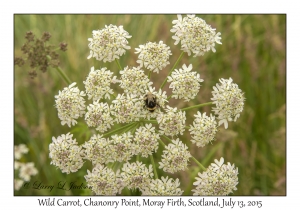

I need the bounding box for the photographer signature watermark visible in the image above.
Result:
[22,181,92,192]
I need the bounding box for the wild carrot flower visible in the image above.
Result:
[18,162,38,182]
[54,82,86,127]
[83,66,115,101]
[111,94,143,123]
[14,179,24,191]
[159,138,191,173]
[85,101,114,133]
[14,144,38,191]
[142,176,183,195]
[132,123,160,157]
[211,78,245,129]
[119,66,153,95]
[49,133,84,174]
[85,164,123,195]
[109,132,134,162]
[167,64,203,101]
[135,41,172,73]
[157,106,186,136]
[120,161,153,191]
[189,111,218,147]
[14,144,29,160]
[87,24,131,62]
[82,134,113,165]
[171,14,222,57]
[192,157,238,195]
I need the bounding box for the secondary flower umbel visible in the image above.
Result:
[54,82,86,127]
[85,164,123,195]
[159,138,191,173]
[171,14,222,57]
[49,133,84,174]
[14,144,29,160]
[142,176,183,195]
[189,111,218,147]
[119,66,153,95]
[83,66,115,101]
[135,41,172,73]
[85,101,114,133]
[167,63,203,102]
[120,161,154,191]
[192,157,239,195]
[82,134,113,165]
[157,106,186,136]
[14,144,38,191]
[132,123,160,158]
[87,24,131,62]
[211,77,245,129]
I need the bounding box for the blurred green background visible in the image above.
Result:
[14,14,286,196]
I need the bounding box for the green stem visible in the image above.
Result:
[123,122,139,134]
[55,66,72,85]
[115,59,122,71]
[111,93,117,99]
[47,56,71,84]
[167,95,173,100]
[181,102,213,111]
[150,155,158,179]
[102,122,136,138]
[191,156,206,171]
[141,120,158,124]
[158,138,166,147]
[109,162,116,170]
[148,70,152,79]
[113,162,122,171]
[162,135,173,143]
[160,51,184,89]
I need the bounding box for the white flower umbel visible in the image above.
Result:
[192,157,239,195]
[82,134,113,165]
[111,93,143,123]
[14,144,29,160]
[19,162,38,182]
[83,66,115,101]
[87,24,131,62]
[211,78,245,129]
[189,112,218,147]
[135,41,172,73]
[159,138,191,173]
[55,82,86,127]
[14,161,23,170]
[167,64,203,101]
[14,179,24,191]
[85,164,123,195]
[157,106,186,136]
[110,132,134,162]
[49,133,84,174]
[171,15,222,57]
[119,66,153,95]
[120,161,153,191]
[85,101,114,133]
[142,176,183,195]
[132,124,160,158]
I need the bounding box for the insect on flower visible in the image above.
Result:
[144,92,160,112]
